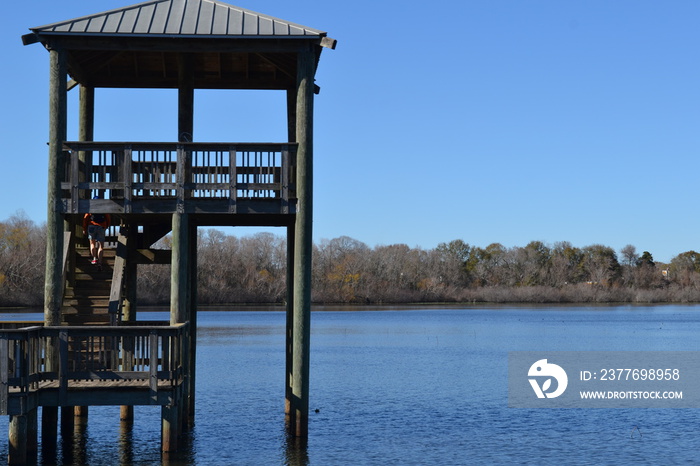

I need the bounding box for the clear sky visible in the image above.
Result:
[2,1,699,263]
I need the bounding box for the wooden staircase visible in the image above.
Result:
[62,247,117,325]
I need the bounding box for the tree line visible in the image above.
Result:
[2,212,700,307]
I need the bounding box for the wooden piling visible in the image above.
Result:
[186,222,198,429]
[41,407,58,456]
[74,406,88,423]
[120,406,134,422]
[161,404,180,452]
[45,47,67,328]
[170,213,189,326]
[61,406,75,439]
[285,224,295,415]
[26,408,37,454]
[8,415,27,465]
[39,48,65,463]
[289,44,315,438]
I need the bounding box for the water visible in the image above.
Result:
[1,304,699,464]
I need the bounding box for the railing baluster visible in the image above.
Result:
[64,142,295,212]
[0,336,8,415]
[58,331,68,405]
[149,331,158,404]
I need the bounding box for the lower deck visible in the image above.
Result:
[0,322,189,416]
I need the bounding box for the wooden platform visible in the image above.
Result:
[0,323,188,415]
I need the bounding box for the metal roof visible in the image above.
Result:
[29,0,327,39]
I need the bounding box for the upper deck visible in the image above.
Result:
[61,141,297,218]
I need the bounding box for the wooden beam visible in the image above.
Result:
[42,36,314,54]
[134,249,172,264]
[320,37,337,50]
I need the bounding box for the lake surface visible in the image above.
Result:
[1,304,699,464]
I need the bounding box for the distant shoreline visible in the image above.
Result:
[3,301,699,316]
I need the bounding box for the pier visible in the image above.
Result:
[16,0,335,463]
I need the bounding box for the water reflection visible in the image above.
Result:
[283,434,309,466]
[118,418,134,465]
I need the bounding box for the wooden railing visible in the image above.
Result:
[0,322,188,414]
[61,142,297,215]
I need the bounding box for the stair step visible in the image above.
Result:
[74,268,114,276]
[63,315,112,324]
[64,247,120,325]
[66,280,112,295]
[63,306,109,314]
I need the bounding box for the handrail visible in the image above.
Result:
[60,141,297,215]
[108,229,128,325]
[61,230,72,306]
[0,322,189,414]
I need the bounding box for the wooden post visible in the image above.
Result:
[121,224,138,423]
[170,217,189,325]
[74,406,88,423]
[289,44,315,438]
[45,47,67,328]
[186,222,197,429]
[161,404,180,452]
[123,224,139,322]
[41,407,58,457]
[166,211,188,453]
[161,50,195,453]
[60,406,74,440]
[8,414,27,465]
[78,85,94,204]
[41,49,66,457]
[178,53,194,143]
[285,88,297,417]
[120,406,134,422]
[285,224,295,415]
[26,408,37,454]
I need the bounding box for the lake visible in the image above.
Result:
[1,304,699,464]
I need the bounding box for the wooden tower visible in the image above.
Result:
[13,0,335,462]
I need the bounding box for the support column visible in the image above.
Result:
[74,406,88,424]
[178,53,194,143]
[161,404,180,452]
[60,406,74,440]
[123,224,139,322]
[42,50,66,459]
[285,88,297,417]
[78,85,94,202]
[161,50,195,454]
[170,213,189,326]
[186,222,198,428]
[285,224,295,415]
[8,414,27,465]
[289,44,315,438]
[41,407,58,457]
[121,224,138,423]
[45,47,67,328]
[26,408,37,454]
[165,212,188,453]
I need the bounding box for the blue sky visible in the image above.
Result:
[2,1,699,263]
